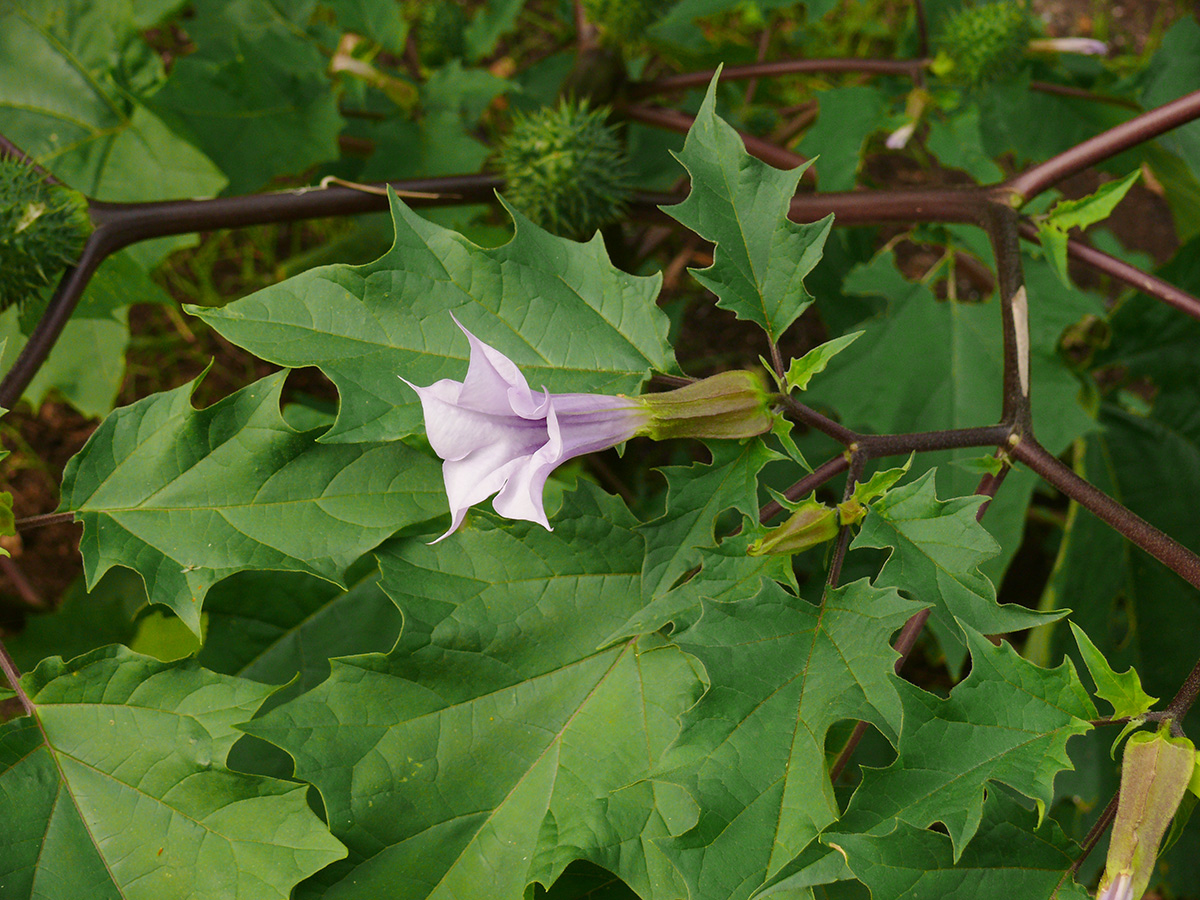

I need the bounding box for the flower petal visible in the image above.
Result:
[452,313,547,418]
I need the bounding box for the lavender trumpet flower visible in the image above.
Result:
[404,317,773,540]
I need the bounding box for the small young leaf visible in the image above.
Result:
[1038,170,1141,285]
[1070,621,1158,720]
[1048,170,1142,233]
[663,71,834,344]
[783,331,864,393]
[768,412,810,470]
[839,456,913,524]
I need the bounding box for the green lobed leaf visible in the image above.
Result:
[638,438,779,598]
[663,73,834,344]
[59,369,446,635]
[652,577,922,899]
[604,532,795,646]
[831,790,1089,899]
[3,570,146,672]
[197,567,400,690]
[829,628,1095,859]
[147,0,343,194]
[0,645,345,899]
[1139,19,1200,190]
[853,471,1065,671]
[1069,622,1157,721]
[244,484,704,900]
[193,191,674,443]
[798,86,888,192]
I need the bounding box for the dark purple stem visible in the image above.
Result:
[1018,221,1200,322]
[0,174,501,409]
[1006,89,1200,202]
[984,203,1033,432]
[0,638,33,717]
[759,454,851,524]
[0,135,61,184]
[825,452,864,590]
[628,58,927,99]
[1012,438,1200,590]
[1165,656,1200,720]
[14,512,76,532]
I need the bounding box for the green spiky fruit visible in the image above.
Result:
[935,1,1035,87]
[0,159,92,312]
[416,1,467,67]
[581,0,662,45]
[497,101,633,240]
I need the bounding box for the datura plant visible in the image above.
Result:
[3,10,1200,900]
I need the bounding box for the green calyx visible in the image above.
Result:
[749,496,839,557]
[1098,724,1199,900]
[497,100,633,240]
[751,458,913,558]
[934,1,1035,87]
[0,159,92,312]
[637,370,775,442]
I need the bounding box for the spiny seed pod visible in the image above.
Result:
[935,1,1035,87]
[416,1,466,67]
[581,0,662,45]
[497,101,633,240]
[0,159,92,312]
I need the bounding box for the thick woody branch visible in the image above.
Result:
[0,174,500,410]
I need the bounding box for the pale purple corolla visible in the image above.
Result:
[1027,37,1108,56]
[403,316,773,540]
[885,122,917,150]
